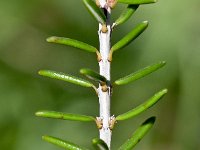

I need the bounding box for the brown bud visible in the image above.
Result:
[101,84,108,92]
[108,49,113,62]
[95,117,103,129]
[96,0,100,7]
[107,0,117,9]
[101,24,108,33]
[109,116,116,130]
[96,50,102,62]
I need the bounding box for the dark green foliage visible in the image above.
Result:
[80,68,108,84]
[36,111,95,122]
[118,0,157,4]
[116,89,167,121]
[114,5,139,27]
[38,70,95,89]
[111,21,148,53]
[114,61,166,85]
[92,138,109,150]
[47,36,98,53]
[118,117,156,150]
[42,135,88,150]
[83,0,106,24]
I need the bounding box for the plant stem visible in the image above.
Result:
[98,0,107,8]
[98,6,112,149]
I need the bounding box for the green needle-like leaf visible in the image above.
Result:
[92,138,109,150]
[38,70,95,88]
[35,111,95,122]
[47,36,97,53]
[114,61,166,85]
[111,21,148,52]
[118,0,157,4]
[118,117,156,150]
[42,135,88,150]
[114,5,139,27]
[116,89,167,121]
[83,0,106,24]
[80,68,107,84]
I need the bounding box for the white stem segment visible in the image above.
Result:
[99,0,107,8]
[98,18,112,148]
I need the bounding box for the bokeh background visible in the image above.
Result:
[0,0,200,150]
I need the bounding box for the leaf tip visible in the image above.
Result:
[161,60,166,65]
[46,36,56,43]
[142,20,149,26]
[162,88,168,94]
[38,70,45,76]
[157,88,168,99]
[92,138,99,144]
[35,111,43,117]
[42,135,50,141]
[92,138,109,150]
[79,68,85,74]
[144,116,156,125]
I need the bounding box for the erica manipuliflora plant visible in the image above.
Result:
[35,0,167,149]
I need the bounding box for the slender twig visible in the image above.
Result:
[98,3,112,149]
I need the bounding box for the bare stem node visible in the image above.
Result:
[96,50,102,62]
[108,49,113,62]
[102,24,108,33]
[101,84,109,92]
[107,0,118,9]
[96,117,103,129]
[109,116,117,130]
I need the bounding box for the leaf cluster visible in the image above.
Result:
[36,0,167,149]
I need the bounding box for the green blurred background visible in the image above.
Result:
[0,0,200,150]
